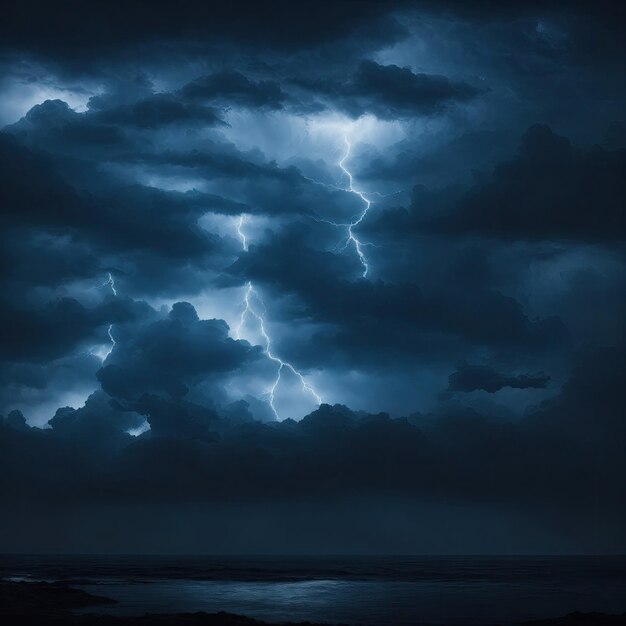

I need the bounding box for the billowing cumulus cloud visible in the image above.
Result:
[98,302,258,401]
[0,0,624,553]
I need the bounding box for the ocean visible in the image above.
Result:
[1,555,625,625]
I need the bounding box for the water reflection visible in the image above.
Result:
[79,575,626,625]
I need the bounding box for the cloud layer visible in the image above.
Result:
[0,0,624,552]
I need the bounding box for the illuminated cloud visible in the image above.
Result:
[0,0,624,552]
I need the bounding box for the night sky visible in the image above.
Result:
[1,0,624,554]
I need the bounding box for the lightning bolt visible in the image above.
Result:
[338,136,372,278]
[337,136,372,278]
[308,136,375,278]
[93,272,117,361]
[236,214,248,252]
[101,272,117,296]
[234,215,321,420]
[100,324,116,361]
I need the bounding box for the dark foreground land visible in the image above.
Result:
[1,580,625,626]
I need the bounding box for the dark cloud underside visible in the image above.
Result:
[0,0,624,553]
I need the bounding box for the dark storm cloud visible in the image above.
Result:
[0,352,103,420]
[133,395,223,440]
[422,125,626,241]
[2,409,29,432]
[7,100,131,155]
[92,94,225,129]
[98,302,259,401]
[359,129,509,187]
[124,146,362,219]
[127,148,283,180]
[3,1,621,74]
[0,296,152,363]
[0,0,624,554]
[2,230,101,288]
[1,93,287,420]
[0,132,225,259]
[48,391,145,450]
[293,60,482,119]
[0,1,406,65]
[1,347,624,551]
[4,101,250,214]
[368,126,626,244]
[229,225,569,369]
[448,363,550,393]
[4,99,361,224]
[180,71,287,110]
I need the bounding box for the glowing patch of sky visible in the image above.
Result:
[18,384,99,428]
[126,419,151,437]
[220,110,405,166]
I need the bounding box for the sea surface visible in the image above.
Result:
[1,555,625,625]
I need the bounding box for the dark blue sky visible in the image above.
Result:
[0,0,624,554]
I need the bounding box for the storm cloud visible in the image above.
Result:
[447,364,550,393]
[292,60,482,119]
[0,0,624,553]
